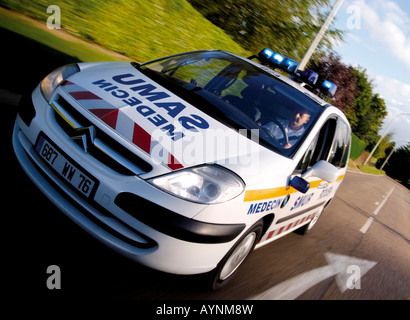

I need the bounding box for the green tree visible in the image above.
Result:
[308,53,358,113]
[307,54,389,153]
[345,68,387,146]
[346,67,373,134]
[187,0,343,60]
[373,132,394,159]
[364,94,388,148]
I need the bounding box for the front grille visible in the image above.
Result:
[20,140,156,250]
[52,95,152,176]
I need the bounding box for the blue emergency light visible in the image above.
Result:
[256,49,337,98]
[257,48,299,73]
[320,80,338,98]
[298,69,319,86]
[258,48,275,65]
[271,53,284,64]
[280,57,299,73]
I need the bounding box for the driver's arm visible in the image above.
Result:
[262,121,291,149]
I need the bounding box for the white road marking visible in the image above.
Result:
[360,217,374,234]
[373,187,394,216]
[248,252,377,300]
[360,187,395,234]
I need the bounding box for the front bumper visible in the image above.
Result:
[12,86,244,275]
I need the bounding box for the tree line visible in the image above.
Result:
[308,54,388,157]
[188,0,390,156]
[381,144,410,189]
[187,0,342,61]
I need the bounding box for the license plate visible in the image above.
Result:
[35,134,98,198]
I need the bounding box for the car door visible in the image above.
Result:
[257,115,350,244]
[289,115,350,219]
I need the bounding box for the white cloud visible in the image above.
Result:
[352,0,410,70]
[390,98,403,106]
[381,1,410,31]
[373,75,410,145]
[374,75,410,107]
[347,32,362,43]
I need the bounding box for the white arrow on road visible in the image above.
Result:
[248,252,377,300]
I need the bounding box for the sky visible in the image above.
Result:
[331,0,410,148]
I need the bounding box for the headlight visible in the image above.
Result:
[149,165,245,204]
[40,64,80,101]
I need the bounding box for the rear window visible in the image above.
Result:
[328,120,351,168]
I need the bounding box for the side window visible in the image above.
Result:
[296,134,318,172]
[328,120,351,168]
[296,117,337,172]
[296,116,351,173]
[310,117,337,165]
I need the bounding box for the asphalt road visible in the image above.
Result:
[2,25,409,302]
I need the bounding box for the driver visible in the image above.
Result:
[263,108,311,149]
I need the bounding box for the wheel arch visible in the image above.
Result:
[260,213,275,240]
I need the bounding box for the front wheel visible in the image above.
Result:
[208,221,263,291]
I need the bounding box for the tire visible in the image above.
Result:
[295,206,324,235]
[208,221,263,291]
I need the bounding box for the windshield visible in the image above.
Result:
[139,51,323,158]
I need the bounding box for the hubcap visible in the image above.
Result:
[219,232,256,281]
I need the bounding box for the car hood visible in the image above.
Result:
[62,62,291,183]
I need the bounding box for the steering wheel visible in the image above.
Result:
[262,118,289,148]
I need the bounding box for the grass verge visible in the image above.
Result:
[0,8,128,62]
[348,159,385,175]
[357,165,385,175]
[1,0,249,62]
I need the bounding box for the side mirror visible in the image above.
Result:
[290,161,339,194]
[302,160,339,183]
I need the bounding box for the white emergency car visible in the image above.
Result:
[13,49,350,290]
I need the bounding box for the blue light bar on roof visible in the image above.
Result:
[271,53,284,64]
[280,57,299,73]
[257,48,299,73]
[258,48,275,64]
[323,80,332,88]
[320,80,338,98]
[298,69,319,86]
